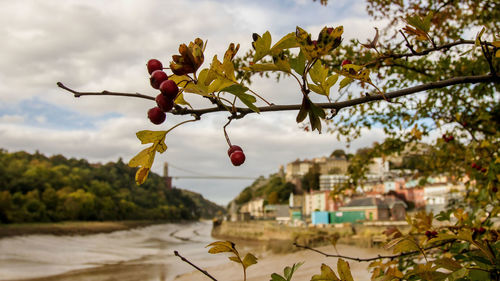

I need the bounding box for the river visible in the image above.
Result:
[0,221,224,281]
[0,222,383,281]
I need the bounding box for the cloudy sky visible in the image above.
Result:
[0,0,388,205]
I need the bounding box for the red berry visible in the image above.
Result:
[147,107,166,125]
[312,40,318,47]
[156,93,174,112]
[481,168,487,173]
[227,145,243,157]
[478,227,486,235]
[150,70,168,89]
[147,59,163,74]
[341,59,352,66]
[492,186,498,193]
[447,135,454,142]
[159,80,179,100]
[230,151,245,166]
[327,27,334,34]
[471,163,477,169]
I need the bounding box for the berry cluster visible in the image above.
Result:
[442,134,454,142]
[471,162,487,173]
[425,230,438,239]
[228,145,245,166]
[146,59,179,125]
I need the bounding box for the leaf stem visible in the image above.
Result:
[174,250,218,281]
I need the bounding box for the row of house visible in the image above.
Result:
[231,152,465,225]
[234,176,465,225]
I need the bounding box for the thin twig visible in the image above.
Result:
[293,239,455,262]
[174,250,218,281]
[223,118,233,147]
[57,82,155,100]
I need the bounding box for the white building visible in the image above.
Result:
[424,183,464,213]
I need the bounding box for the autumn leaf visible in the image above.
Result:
[206,241,238,255]
[129,130,168,185]
[242,253,258,269]
[337,259,353,281]
[311,263,340,281]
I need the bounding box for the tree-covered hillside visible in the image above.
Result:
[0,149,224,223]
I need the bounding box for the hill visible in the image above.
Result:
[0,149,225,223]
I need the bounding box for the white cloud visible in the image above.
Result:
[0,0,393,205]
[0,114,25,124]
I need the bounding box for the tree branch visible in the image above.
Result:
[58,74,499,117]
[57,82,155,101]
[365,39,494,68]
[174,250,218,281]
[293,239,455,262]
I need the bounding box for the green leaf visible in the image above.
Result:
[339,77,353,90]
[434,258,461,271]
[253,31,272,62]
[447,268,468,281]
[221,84,260,113]
[290,50,306,75]
[309,60,328,85]
[284,262,303,281]
[229,256,241,264]
[308,83,325,95]
[271,32,299,53]
[311,263,340,281]
[337,259,353,281]
[270,273,287,281]
[242,253,258,269]
[428,233,456,244]
[296,98,309,123]
[325,74,339,89]
[422,12,434,32]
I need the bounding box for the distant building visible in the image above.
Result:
[339,195,407,221]
[264,204,290,223]
[304,190,339,215]
[367,158,390,177]
[424,183,464,213]
[319,174,349,190]
[240,198,264,218]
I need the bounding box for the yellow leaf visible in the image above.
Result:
[135,167,150,185]
[206,241,237,255]
[174,93,191,107]
[475,27,486,46]
[270,32,299,53]
[410,125,423,140]
[311,263,340,281]
[242,253,258,269]
[128,147,155,168]
[136,130,168,145]
[228,256,241,264]
[337,259,353,281]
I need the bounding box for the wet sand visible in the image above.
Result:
[174,243,387,281]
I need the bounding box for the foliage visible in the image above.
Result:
[0,149,224,223]
[207,240,258,281]
[234,174,295,206]
[59,0,500,279]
